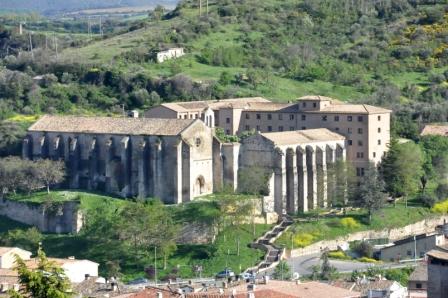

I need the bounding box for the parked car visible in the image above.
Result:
[127,278,149,285]
[239,272,255,281]
[216,269,235,279]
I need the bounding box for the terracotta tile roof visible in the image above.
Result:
[0,247,31,256]
[25,257,98,269]
[427,249,448,260]
[420,124,448,136]
[160,97,270,112]
[409,264,428,282]
[298,95,341,102]
[244,102,297,112]
[0,269,18,277]
[353,280,400,295]
[29,115,197,136]
[260,128,345,146]
[306,104,391,114]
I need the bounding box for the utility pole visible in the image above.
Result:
[154,246,157,285]
[28,33,34,60]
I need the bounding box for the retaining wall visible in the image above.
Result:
[290,215,448,257]
[0,198,83,233]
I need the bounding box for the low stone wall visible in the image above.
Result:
[289,215,448,258]
[0,198,83,234]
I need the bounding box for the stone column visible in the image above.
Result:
[22,136,32,159]
[120,137,131,197]
[79,136,91,189]
[316,145,327,208]
[297,146,308,213]
[182,141,191,203]
[104,138,115,193]
[88,138,98,190]
[173,139,183,204]
[326,144,337,207]
[336,143,348,205]
[306,145,317,210]
[274,148,286,215]
[32,134,45,159]
[286,148,298,214]
[69,137,79,189]
[134,138,147,199]
[149,137,163,200]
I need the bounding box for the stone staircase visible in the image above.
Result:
[247,216,294,273]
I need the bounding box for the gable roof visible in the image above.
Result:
[25,257,99,269]
[421,124,448,137]
[0,247,32,256]
[29,115,197,136]
[409,264,428,282]
[259,129,345,146]
[159,97,270,112]
[305,104,391,114]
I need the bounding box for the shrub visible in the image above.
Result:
[293,233,314,248]
[358,257,380,263]
[432,200,448,214]
[328,250,351,260]
[352,241,373,258]
[436,183,448,201]
[340,217,361,229]
[417,193,437,208]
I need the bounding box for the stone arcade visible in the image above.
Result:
[23,115,214,204]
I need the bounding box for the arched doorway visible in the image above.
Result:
[194,176,205,197]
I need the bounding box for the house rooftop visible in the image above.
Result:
[160,97,270,112]
[409,264,428,282]
[421,124,448,137]
[29,115,198,136]
[305,104,392,114]
[260,128,345,146]
[427,249,448,260]
[0,247,31,256]
[25,257,99,269]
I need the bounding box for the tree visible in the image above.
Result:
[0,121,26,157]
[352,241,373,258]
[273,261,291,280]
[35,159,65,194]
[356,163,387,224]
[0,228,43,252]
[380,140,424,206]
[237,166,271,196]
[320,248,338,280]
[8,248,71,298]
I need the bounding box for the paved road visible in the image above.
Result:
[257,253,418,278]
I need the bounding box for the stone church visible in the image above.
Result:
[24,96,390,216]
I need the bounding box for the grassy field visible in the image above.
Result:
[276,199,434,249]
[3,190,271,280]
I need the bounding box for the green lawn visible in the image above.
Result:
[276,200,434,249]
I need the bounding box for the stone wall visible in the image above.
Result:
[289,215,448,258]
[0,198,83,234]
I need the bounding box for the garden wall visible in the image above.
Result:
[0,198,83,234]
[289,215,448,258]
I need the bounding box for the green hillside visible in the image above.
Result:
[0,0,447,140]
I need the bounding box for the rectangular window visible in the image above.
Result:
[256,125,260,131]
[290,127,295,131]
[348,128,352,134]
[378,127,381,133]
[335,127,340,132]
[290,114,295,120]
[358,140,363,146]
[301,115,306,121]
[334,116,340,122]
[348,116,353,122]
[245,125,250,131]
[358,116,363,122]
[378,115,381,121]
[358,128,363,134]
[245,114,250,120]
[256,114,261,120]
[302,126,306,130]
[278,114,283,120]
[416,283,422,289]
[356,152,364,158]
[226,129,230,135]
[373,152,377,158]
[302,102,307,107]
[378,140,382,145]
[279,126,284,132]
[407,250,412,256]
[226,117,230,124]
[313,103,317,108]
[348,140,353,146]
[267,114,272,120]
[268,126,273,132]
[322,115,327,121]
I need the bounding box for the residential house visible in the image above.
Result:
[408,263,428,298]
